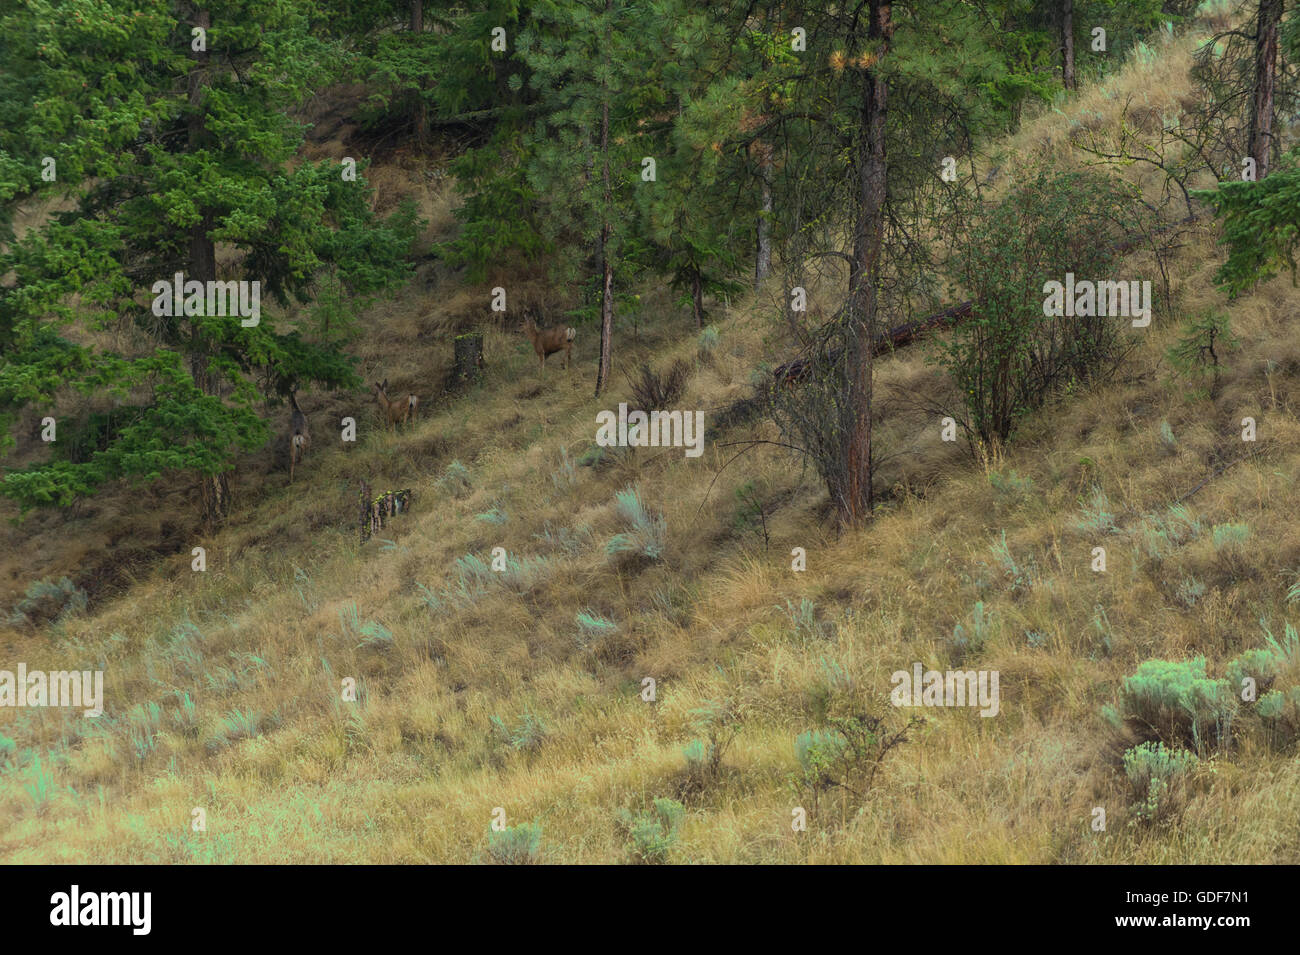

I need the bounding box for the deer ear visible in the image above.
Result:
[381,378,388,390]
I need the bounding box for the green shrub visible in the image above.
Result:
[932,168,1147,444]
[679,700,740,796]
[617,798,685,864]
[206,709,266,752]
[1117,657,1235,752]
[1123,741,1198,826]
[486,822,542,864]
[791,712,919,817]
[489,710,548,754]
[951,600,994,661]
[575,609,618,649]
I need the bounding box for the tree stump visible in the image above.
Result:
[450,332,485,389]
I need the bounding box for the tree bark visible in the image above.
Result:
[1248,0,1282,179]
[451,331,485,388]
[594,0,614,398]
[756,146,773,291]
[187,8,228,529]
[691,266,704,329]
[411,1,428,147]
[1061,0,1075,90]
[841,0,892,527]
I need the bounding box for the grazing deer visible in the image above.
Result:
[288,389,310,484]
[373,378,418,431]
[523,317,576,374]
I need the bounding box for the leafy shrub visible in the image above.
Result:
[1123,741,1198,826]
[356,619,394,651]
[617,798,685,864]
[605,486,666,565]
[792,712,920,817]
[626,358,691,412]
[486,822,542,865]
[932,168,1147,444]
[1117,657,1235,753]
[5,576,88,628]
[490,710,548,754]
[24,754,55,815]
[1158,419,1177,451]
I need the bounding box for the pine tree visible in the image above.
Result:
[0,1,416,525]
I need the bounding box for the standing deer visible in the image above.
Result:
[288,389,310,484]
[523,317,576,375]
[373,379,419,431]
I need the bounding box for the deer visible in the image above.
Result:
[523,317,576,375]
[372,378,419,431]
[288,389,310,484]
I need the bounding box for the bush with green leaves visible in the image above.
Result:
[605,486,666,565]
[575,609,619,649]
[617,798,685,864]
[1117,657,1235,753]
[486,822,542,865]
[490,710,549,754]
[4,576,88,628]
[932,168,1149,445]
[791,711,919,818]
[697,325,720,362]
[1123,741,1198,826]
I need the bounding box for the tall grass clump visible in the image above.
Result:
[606,486,666,565]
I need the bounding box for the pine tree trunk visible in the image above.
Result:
[756,148,773,291]
[451,331,485,387]
[841,0,892,528]
[692,267,704,329]
[1061,0,1075,90]
[188,8,228,530]
[594,1,614,398]
[411,1,428,148]
[1248,0,1282,179]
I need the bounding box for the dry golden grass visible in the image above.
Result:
[4,15,1300,863]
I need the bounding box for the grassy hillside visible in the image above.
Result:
[3,21,1300,864]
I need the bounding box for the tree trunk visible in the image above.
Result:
[594,0,614,398]
[451,331,485,388]
[411,1,428,148]
[187,8,228,529]
[1061,0,1075,91]
[756,146,773,291]
[691,266,704,329]
[1248,0,1282,179]
[841,0,892,527]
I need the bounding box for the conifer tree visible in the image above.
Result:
[0,1,416,525]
